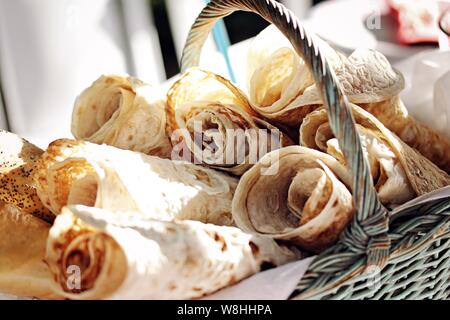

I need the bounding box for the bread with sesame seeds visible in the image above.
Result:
[0,130,54,223]
[0,131,61,298]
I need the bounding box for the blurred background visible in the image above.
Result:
[0,0,448,147]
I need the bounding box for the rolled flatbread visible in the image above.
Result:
[246,26,404,126]
[71,75,172,158]
[0,202,59,299]
[232,146,355,253]
[45,205,300,300]
[166,68,293,176]
[0,130,54,222]
[300,104,450,204]
[361,96,450,174]
[34,139,238,226]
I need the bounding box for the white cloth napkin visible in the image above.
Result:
[202,257,316,300]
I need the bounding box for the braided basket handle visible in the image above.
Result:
[181,0,390,267]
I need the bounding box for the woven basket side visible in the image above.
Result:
[294,199,450,299]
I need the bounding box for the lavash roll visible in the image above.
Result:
[34,139,238,226]
[46,205,299,300]
[360,96,450,174]
[300,104,450,204]
[232,146,355,253]
[71,75,172,158]
[246,26,405,126]
[166,68,293,176]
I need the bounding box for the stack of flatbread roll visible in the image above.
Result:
[1,25,449,300]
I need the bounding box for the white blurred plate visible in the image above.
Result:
[306,0,436,62]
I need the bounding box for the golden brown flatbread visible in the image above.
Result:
[34,139,238,226]
[0,131,59,299]
[361,96,450,174]
[0,130,54,222]
[0,202,59,299]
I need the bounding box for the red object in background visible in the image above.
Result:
[388,0,445,44]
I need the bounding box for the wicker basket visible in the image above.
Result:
[181,0,450,300]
